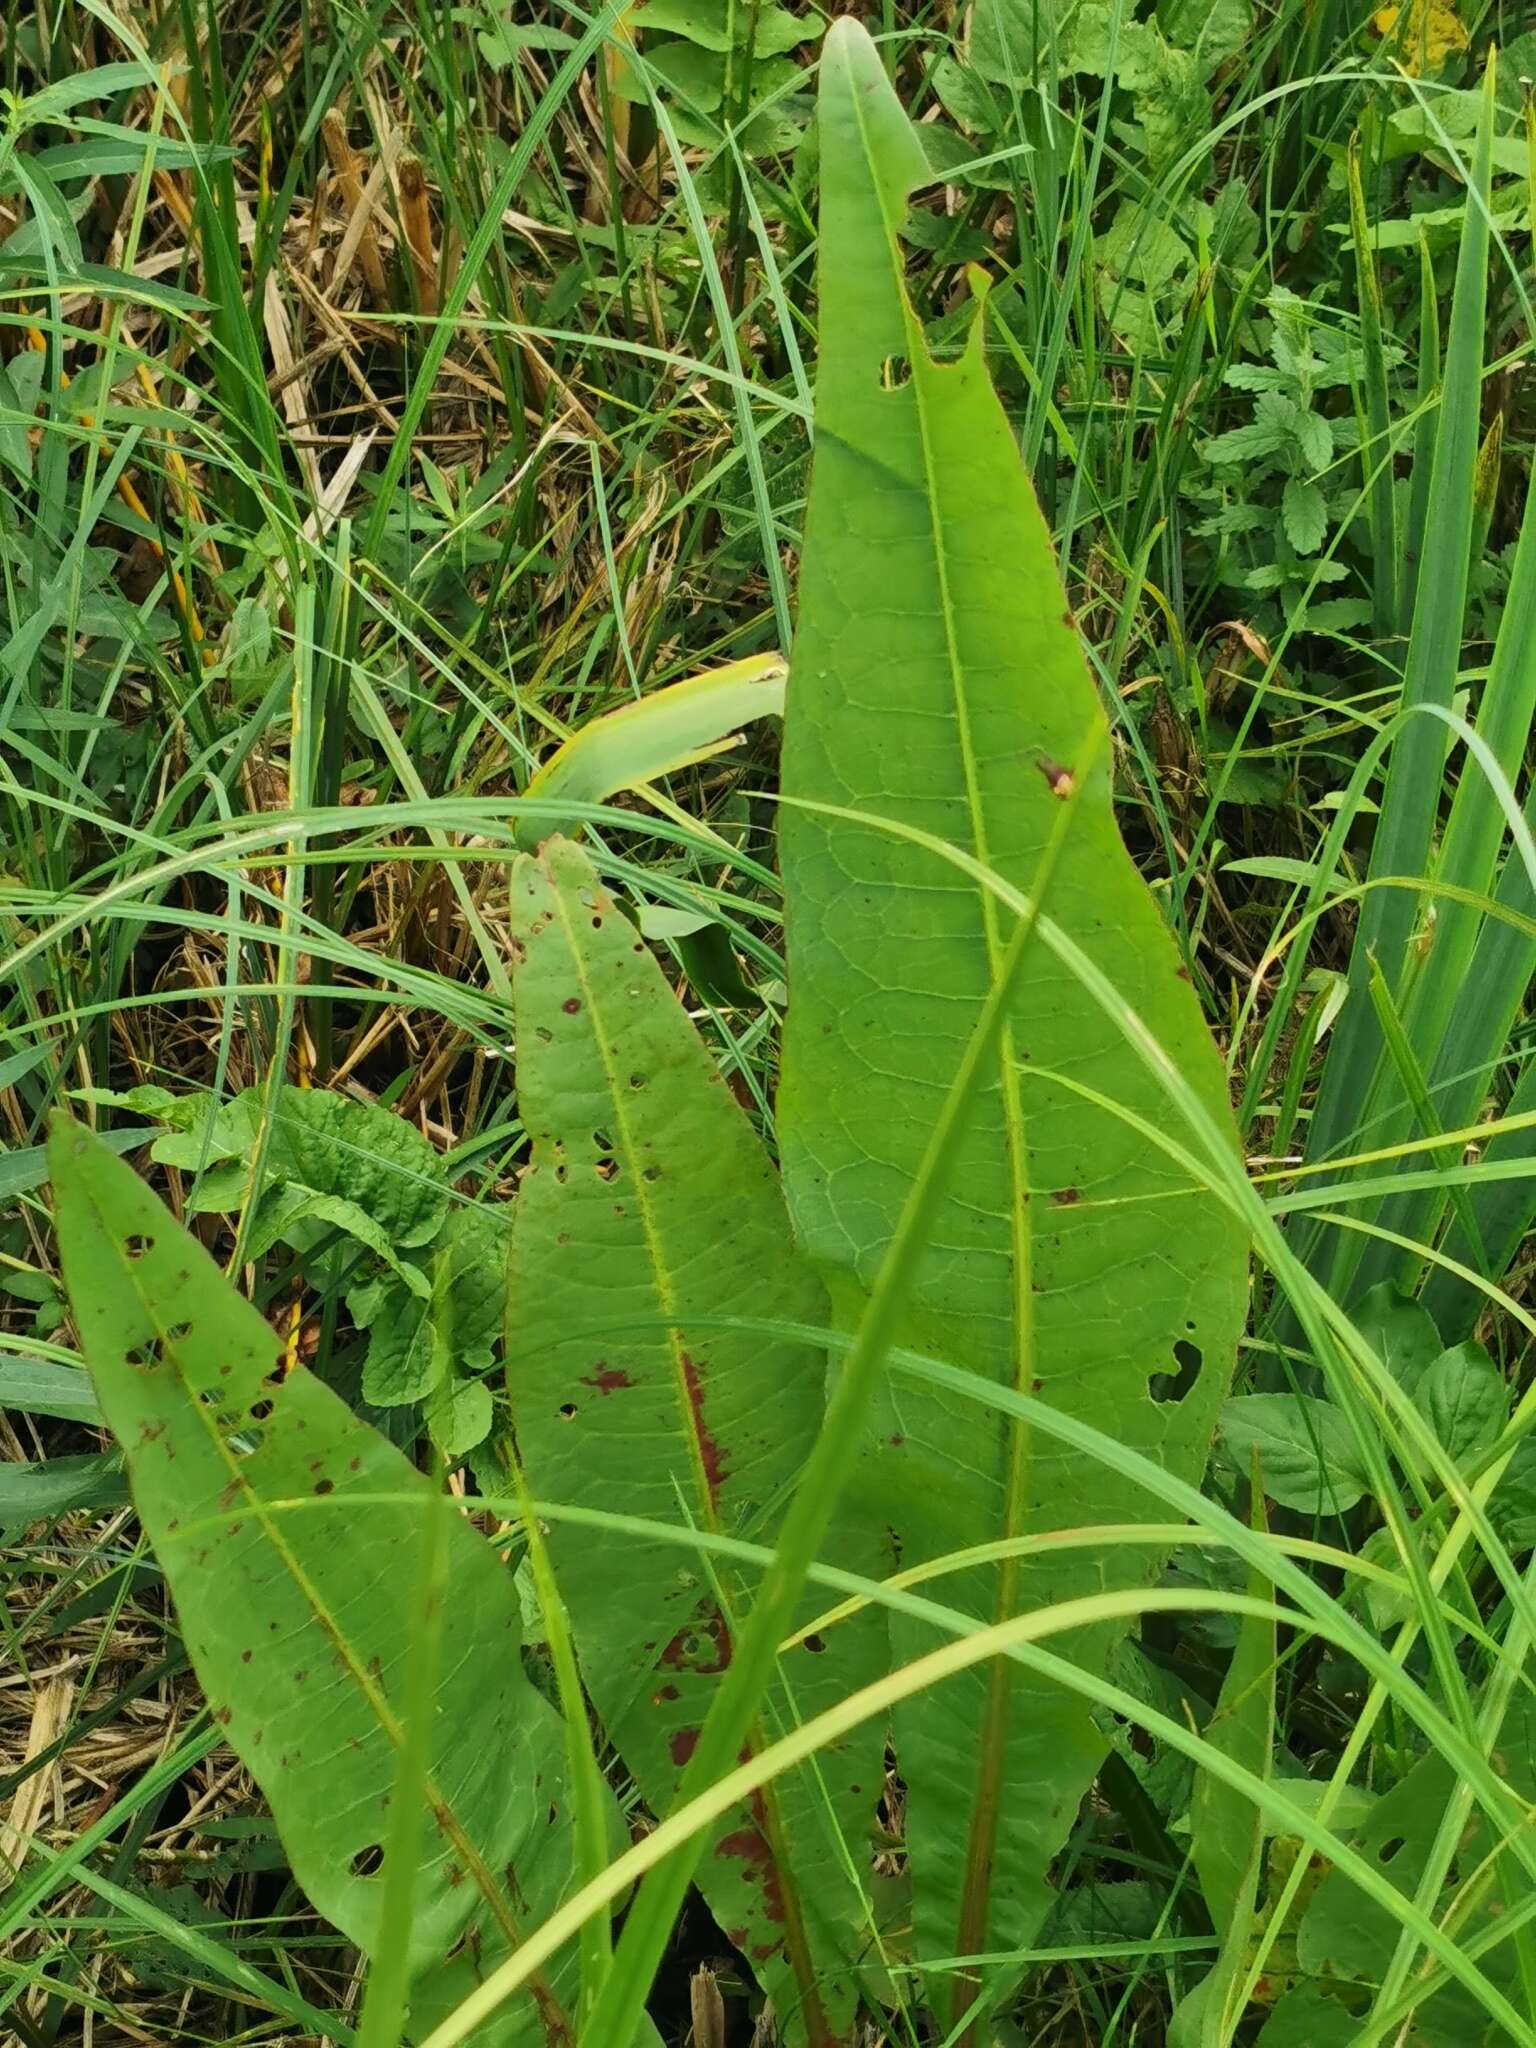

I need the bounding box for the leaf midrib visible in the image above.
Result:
[845,70,1037,1998]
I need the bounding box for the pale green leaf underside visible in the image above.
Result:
[778,16,1248,1988]
[48,1118,579,2046]
[504,836,882,2033]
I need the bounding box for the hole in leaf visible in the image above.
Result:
[124,1234,154,1259]
[803,1633,827,1654]
[642,1165,662,1184]
[314,1477,335,1495]
[1379,1836,1405,1862]
[595,1159,618,1183]
[554,1164,568,1184]
[630,1074,647,1090]
[1149,1339,1202,1405]
[879,353,914,390]
[167,1321,192,1343]
[249,1399,274,1422]
[124,1341,160,1370]
[593,1129,613,1152]
[559,1403,578,1421]
[350,1843,385,1878]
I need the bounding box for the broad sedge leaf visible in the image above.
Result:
[505,836,884,2036]
[48,1116,585,2045]
[777,17,1248,2012]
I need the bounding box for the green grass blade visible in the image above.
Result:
[1300,58,1495,1270]
[1168,1489,1274,2048]
[1425,1051,1536,1339]
[1348,128,1397,639]
[1354,475,1536,1297]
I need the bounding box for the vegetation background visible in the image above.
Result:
[1,0,1535,2041]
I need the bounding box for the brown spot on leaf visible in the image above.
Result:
[582,1364,634,1393]
[718,1791,789,1932]
[660,1607,732,1677]
[670,1728,699,1768]
[1052,1186,1081,1206]
[680,1352,728,1505]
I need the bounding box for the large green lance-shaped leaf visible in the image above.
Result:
[777,16,1248,2011]
[505,836,883,2039]
[48,1117,581,2046]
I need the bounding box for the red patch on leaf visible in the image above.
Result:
[670,1728,699,1767]
[679,1351,728,1505]
[714,1789,788,1930]
[580,1364,634,1393]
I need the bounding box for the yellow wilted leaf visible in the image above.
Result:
[1371,0,1470,73]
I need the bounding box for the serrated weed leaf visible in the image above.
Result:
[154,1084,448,1248]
